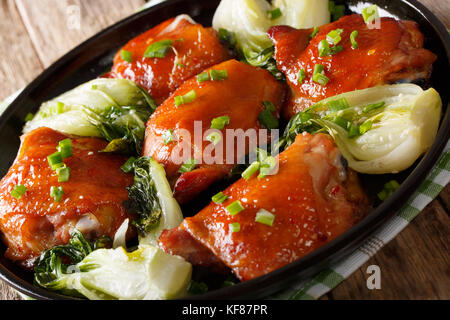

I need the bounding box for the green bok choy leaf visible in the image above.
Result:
[34,231,191,300]
[280,84,442,174]
[125,157,183,246]
[23,78,157,155]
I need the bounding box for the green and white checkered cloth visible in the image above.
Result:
[3,1,449,299]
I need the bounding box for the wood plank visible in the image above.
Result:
[329,200,450,299]
[15,0,146,67]
[0,0,44,101]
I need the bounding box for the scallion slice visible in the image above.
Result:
[143,39,173,58]
[163,129,174,145]
[298,69,306,84]
[206,131,222,145]
[267,8,282,20]
[56,101,65,114]
[210,69,228,81]
[11,184,27,199]
[174,90,197,107]
[318,39,331,57]
[226,200,244,216]
[179,158,197,173]
[362,101,385,113]
[57,138,73,158]
[333,116,351,130]
[258,156,276,179]
[255,209,275,226]
[197,72,210,83]
[326,29,343,45]
[47,151,63,170]
[56,165,70,182]
[229,222,241,233]
[312,72,329,86]
[212,191,228,204]
[120,50,133,63]
[50,186,64,202]
[210,116,230,130]
[359,120,373,135]
[362,5,379,24]
[310,26,319,38]
[350,30,359,49]
[242,161,260,180]
[121,157,136,173]
[377,180,400,201]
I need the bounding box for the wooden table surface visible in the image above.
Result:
[0,0,449,300]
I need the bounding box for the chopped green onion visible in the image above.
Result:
[328,98,350,112]
[362,5,379,24]
[363,101,385,113]
[211,116,230,130]
[50,186,64,202]
[314,64,324,74]
[229,222,241,233]
[242,161,260,180]
[350,30,359,49]
[25,113,34,122]
[259,101,279,129]
[47,151,63,170]
[11,184,27,199]
[326,29,343,45]
[330,45,343,55]
[174,90,197,106]
[121,157,136,173]
[359,120,373,134]
[310,26,319,38]
[333,116,351,130]
[255,209,275,226]
[226,200,244,216]
[91,84,98,90]
[210,69,228,81]
[318,39,331,57]
[143,39,173,58]
[298,69,306,84]
[212,191,228,204]
[176,63,186,68]
[206,131,222,145]
[267,8,282,20]
[120,50,133,63]
[258,156,277,178]
[56,165,70,182]
[197,72,210,83]
[348,124,360,138]
[57,138,73,158]
[163,129,174,145]
[312,72,329,86]
[377,180,400,201]
[179,158,197,173]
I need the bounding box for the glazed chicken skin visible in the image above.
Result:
[142,59,286,203]
[268,14,437,119]
[0,127,134,268]
[107,15,231,104]
[159,133,369,281]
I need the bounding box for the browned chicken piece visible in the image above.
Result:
[159,133,370,281]
[105,15,231,104]
[268,14,437,119]
[142,59,286,203]
[0,127,134,268]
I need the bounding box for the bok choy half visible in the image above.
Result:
[23,78,157,155]
[279,84,442,174]
[212,0,330,79]
[34,230,192,300]
[125,157,183,246]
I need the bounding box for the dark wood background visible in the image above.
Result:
[0,0,448,300]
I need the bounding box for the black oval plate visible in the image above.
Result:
[0,0,449,300]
